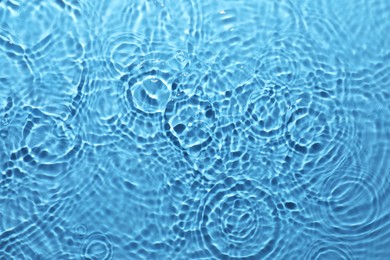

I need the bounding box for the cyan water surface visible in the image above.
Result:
[1,0,390,259]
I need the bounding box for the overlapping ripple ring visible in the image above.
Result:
[81,232,113,260]
[242,78,295,144]
[236,32,315,149]
[105,33,183,141]
[103,32,146,78]
[282,82,359,177]
[163,93,217,167]
[21,108,81,165]
[315,166,385,240]
[198,177,281,259]
[8,0,86,107]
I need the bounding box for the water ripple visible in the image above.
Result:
[310,165,387,241]
[302,240,357,260]
[198,177,281,259]
[1,0,389,259]
[81,232,113,260]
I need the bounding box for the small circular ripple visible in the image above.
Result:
[73,224,88,237]
[81,232,113,260]
[130,76,170,113]
[198,177,281,259]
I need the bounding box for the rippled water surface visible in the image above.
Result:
[1,0,390,259]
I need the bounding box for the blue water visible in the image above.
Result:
[1,0,390,259]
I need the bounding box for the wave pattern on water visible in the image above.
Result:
[1,0,390,259]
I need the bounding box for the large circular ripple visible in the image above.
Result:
[7,107,83,181]
[281,80,359,177]
[198,177,281,259]
[313,166,386,240]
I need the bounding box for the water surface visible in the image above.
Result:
[1,0,390,259]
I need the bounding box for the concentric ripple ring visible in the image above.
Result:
[81,232,113,260]
[198,177,281,259]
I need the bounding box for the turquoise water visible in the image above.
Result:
[1,0,390,259]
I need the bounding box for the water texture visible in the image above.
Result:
[1,0,390,259]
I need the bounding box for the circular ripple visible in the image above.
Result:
[303,240,356,260]
[81,232,113,260]
[282,81,359,177]
[10,107,83,181]
[0,1,75,46]
[199,0,303,54]
[103,33,146,78]
[314,166,385,240]
[101,36,185,144]
[103,32,183,79]
[243,79,294,143]
[164,93,216,158]
[129,76,170,114]
[73,224,88,237]
[256,47,300,87]
[198,177,280,259]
